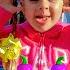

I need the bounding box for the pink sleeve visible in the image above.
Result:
[0,6,12,29]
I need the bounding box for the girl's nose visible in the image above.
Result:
[38,0,49,10]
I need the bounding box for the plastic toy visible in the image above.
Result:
[17,55,32,70]
[51,56,66,70]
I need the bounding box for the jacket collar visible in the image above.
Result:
[20,21,63,41]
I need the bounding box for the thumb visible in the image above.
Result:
[9,60,17,70]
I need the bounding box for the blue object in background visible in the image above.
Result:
[62,12,70,23]
[0,61,4,70]
[0,66,4,70]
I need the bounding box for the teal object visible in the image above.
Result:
[0,68,4,70]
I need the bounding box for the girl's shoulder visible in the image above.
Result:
[60,23,70,38]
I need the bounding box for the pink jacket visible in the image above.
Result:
[0,6,70,70]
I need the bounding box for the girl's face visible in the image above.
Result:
[21,0,63,32]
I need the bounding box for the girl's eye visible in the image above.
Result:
[29,0,56,3]
[48,0,57,3]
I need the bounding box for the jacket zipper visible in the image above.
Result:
[37,33,49,70]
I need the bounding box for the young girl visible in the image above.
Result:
[0,0,70,70]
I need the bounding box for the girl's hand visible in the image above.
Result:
[0,0,21,14]
[2,59,19,70]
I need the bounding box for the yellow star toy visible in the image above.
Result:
[0,34,22,62]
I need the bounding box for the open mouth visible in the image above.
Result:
[35,15,51,24]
